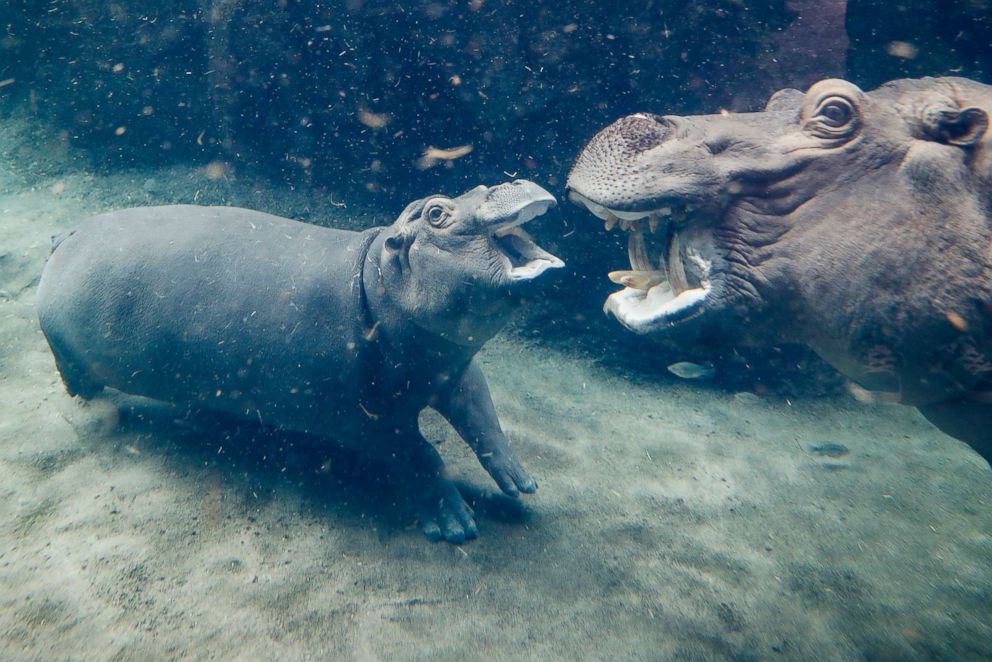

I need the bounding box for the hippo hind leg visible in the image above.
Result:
[917,397,992,467]
[46,336,103,399]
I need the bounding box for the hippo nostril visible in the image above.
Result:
[706,136,733,155]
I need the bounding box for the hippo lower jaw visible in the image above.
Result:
[568,190,713,331]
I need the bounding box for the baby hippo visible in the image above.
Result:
[36,180,564,543]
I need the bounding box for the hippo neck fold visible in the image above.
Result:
[360,232,488,375]
[353,226,385,343]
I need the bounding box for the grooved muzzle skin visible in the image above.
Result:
[567,114,670,210]
[567,113,670,198]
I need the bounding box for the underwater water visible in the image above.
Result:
[2,1,991,660]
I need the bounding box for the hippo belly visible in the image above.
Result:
[36,205,377,443]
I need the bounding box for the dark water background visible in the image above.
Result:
[3,0,991,390]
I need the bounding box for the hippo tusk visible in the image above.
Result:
[668,231,689,296]
[626,220,655,271]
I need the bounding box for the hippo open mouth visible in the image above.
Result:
[567,189,712,329]
[493,225,562,280]
[483,181,564,282]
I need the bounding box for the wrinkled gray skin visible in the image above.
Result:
[36,180,564,543]
[568,77,992,465]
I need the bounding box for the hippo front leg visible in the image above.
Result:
[434,360,538,497]
[390,428,479,543]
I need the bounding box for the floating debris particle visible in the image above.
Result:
[667,361,716,380]
[51,181,66,195]
[946,310,968,332]
[0,78,15,89]
[358,107,391,129]
[886,41,918,59]
[450,74,462,86]
[204,161,230,180]
[811,441,850,458]
[112,62,125,73]
[733,391,761,404]
[416,144,474,169]
[114,126,127,136]
[426,144,473,160]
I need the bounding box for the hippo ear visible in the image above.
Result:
[925,106,988,147]
[765,88,804,114]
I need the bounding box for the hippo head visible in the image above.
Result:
[376,179,564,346]
[567,77,992,404]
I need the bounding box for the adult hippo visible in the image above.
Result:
[567,77,992,465]
[36,180,564,542]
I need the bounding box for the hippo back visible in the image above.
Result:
[37,205,379,441]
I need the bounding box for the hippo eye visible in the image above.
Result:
[425,204,450,227]
[816,97,854,128]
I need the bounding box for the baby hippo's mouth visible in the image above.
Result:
[568,190,712,331]
[485,181,564,281]
[493,226,562,279]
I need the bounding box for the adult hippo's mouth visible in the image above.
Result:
[567,189,714,330]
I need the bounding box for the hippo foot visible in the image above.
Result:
[419,477,478,544]
[480,447,538,498]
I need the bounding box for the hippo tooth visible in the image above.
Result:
[627,224,654,271]
[668,231,689,295]
[605,214,618,231]
[619,218,631,232]
[658,207,672,217]
[608,269,666,290]
[648,214,660,234]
